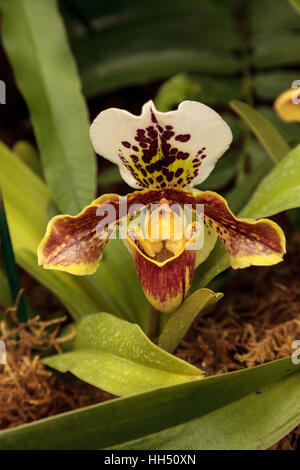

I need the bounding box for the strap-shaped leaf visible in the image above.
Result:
[0,0,96,215]
[230,100,290,164]
[114,371,300,450]
[0,356,299,449]
[43,313,202,397]
[240,144,300,219]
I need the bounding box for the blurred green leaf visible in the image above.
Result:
[64,0,240,96]
[240,144,300,218]
[158,289,223,354]
[253,71,299,100]
[230,100,290,163]
[1,356,299,449]
[287,208,300,227]
[98,166,123,186]
[155,74,202,112]
[82,50,239,97]
[0,0,97,215]
[0,265,11,308]
[252,31,300,68]
[155,73,240,112]
[43,313,202,396]
[198,151,240,191]
[258,107,300,146]
[289,0,300,14]
[250,0,300,32]
[12,141,43,178]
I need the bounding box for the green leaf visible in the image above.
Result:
[289,0,300,14]
[0,265,11,308]
[155,73,202,112]
[155,73,240,112]
[240,144,300,219]
[253,71,299,100]
[98,166,123,186]
[0,0,96,215]
[67,0,239,97]
[250,0,300,32]
[43,313,202,397]
[258,107,300,146]
[158,289,223,353]
[115,371,300,450]
[225,140,273,213]
[17,249,106,322]
[198,151,240,191]
[230,100,290,164]
[252,31,300,68]
[82,50,239,97]
[12,141,43,178]
[0,356,299,449]
[95,240,150,331]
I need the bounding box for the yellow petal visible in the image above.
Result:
[274,87,300,122]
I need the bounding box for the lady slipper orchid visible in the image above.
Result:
[38,101,286,313]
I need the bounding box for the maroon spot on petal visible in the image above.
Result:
[130,154,139,162]
[146,126,158,139]
[175,134,191,142]
[151,109,158,123]
[141,168,147,177]
[164,155,176,166]
[162,130,175,141]
[132,145,139,152]
[156,175,163,183]
[122,141,131,148]
[175,168,184,178]
[177,178,183,185]
[201,154,207,159]
[166,125,173,130]
[162,168,174,182]
[178,151,189,160]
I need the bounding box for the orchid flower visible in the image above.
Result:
[38,101,285,313]
[274,85,300,122]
